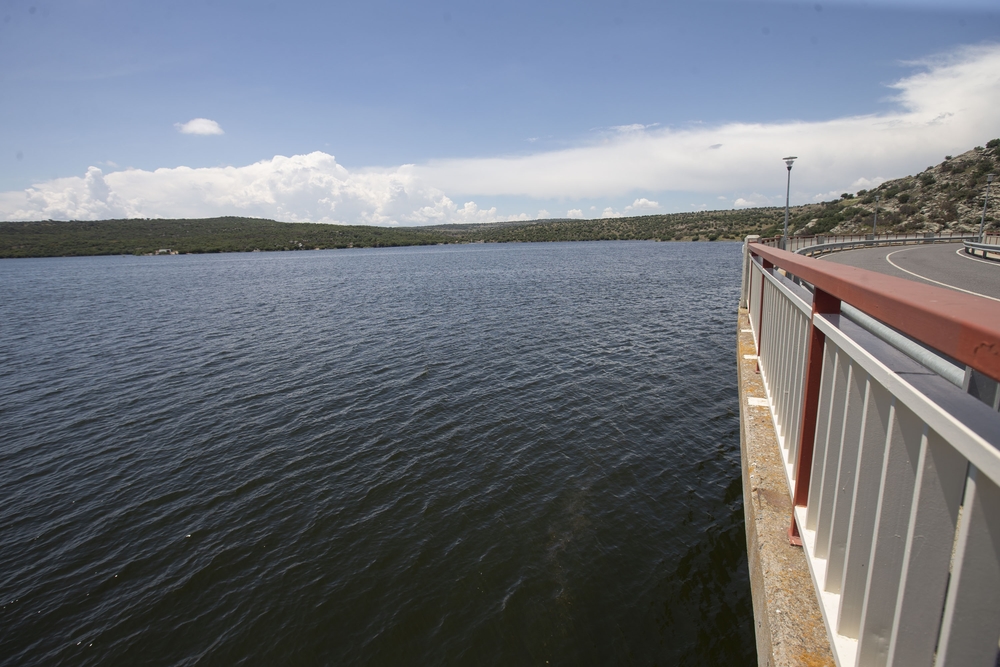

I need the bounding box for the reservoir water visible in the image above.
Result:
[0,241,755,665]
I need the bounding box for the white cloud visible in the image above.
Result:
[610,122,660,134]
[813,190,847,202]
[537,209,551,219]
[2,166,131,220]
[601,207,623,218]
[0,153,501,224]
[504,212,532,221]
[175,118,224,135]
[417,43,1000,199]
[848,176,887,192]
[3,43,1000,225]
[734,193,776,208]
[624,197,660,213]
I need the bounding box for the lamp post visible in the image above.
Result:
[979,174,995,242]
[872,194,880,236]
[782,156,796,250]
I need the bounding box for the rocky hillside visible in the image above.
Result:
[784,139,1000,237]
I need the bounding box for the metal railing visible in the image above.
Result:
[740,239,1000,667]
[756,232,976,255]
[964,234,1000,260]
[798,235,978,257]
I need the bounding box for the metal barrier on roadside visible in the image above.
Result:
[964,239,1000,261]
[798,235,978,257]
[755,232,978,256]
[740,239,1000,667]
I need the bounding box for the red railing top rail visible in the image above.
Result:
[749,243,1000,382]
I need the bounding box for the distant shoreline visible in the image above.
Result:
[0,211,781,259]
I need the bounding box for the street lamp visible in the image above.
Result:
[979,174,995,242]
[873,194,880,236]
[782,156,796,250]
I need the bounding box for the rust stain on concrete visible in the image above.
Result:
[755,486,792,512]
[737,308,835,667]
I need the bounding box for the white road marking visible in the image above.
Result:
[743,354,758,360]
[747,397,770,407]
[954,245,1000,267]
[885,248,1000,303]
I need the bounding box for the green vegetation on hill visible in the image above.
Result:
[782,139,1000,237]
[0,209,788,258]
[0,217,451,258]
[3,140,998,259]
[427,208,786,243]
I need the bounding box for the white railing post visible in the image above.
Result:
[741,235,760,309]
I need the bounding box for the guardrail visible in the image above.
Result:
[740,240,1000,666]
[964,239,1000,260]
[798,235,978,257]
[755,231,978,255]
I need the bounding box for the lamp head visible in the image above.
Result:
[989,173,995,183]
[875,194,880,202]
[783,156,797,169]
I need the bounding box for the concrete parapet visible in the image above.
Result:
[737,308,834,667]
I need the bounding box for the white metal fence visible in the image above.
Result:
[756,231,979,255]
[742,242,1000,667]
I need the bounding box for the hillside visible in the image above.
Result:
[427,207,786,243]
[0,208,794,258]
[0,218,451,258]
[782,139,999,237]
[2,139,997,258]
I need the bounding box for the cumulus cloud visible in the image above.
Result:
[734,194,776,208]
[2,166,131,220]
[2,43,1000,225]
[847,176,887,192]
[0,153,503,224]
[625,198,660,213]
[417,43,1000,199]
[175,118,224,135]
[572,198,660,219]
[813,190,846,202]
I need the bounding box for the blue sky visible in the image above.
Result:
[3,0,1000,224]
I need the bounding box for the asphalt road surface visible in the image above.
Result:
[820,242,1000,302]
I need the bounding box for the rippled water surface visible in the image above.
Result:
[1,241,754,665]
